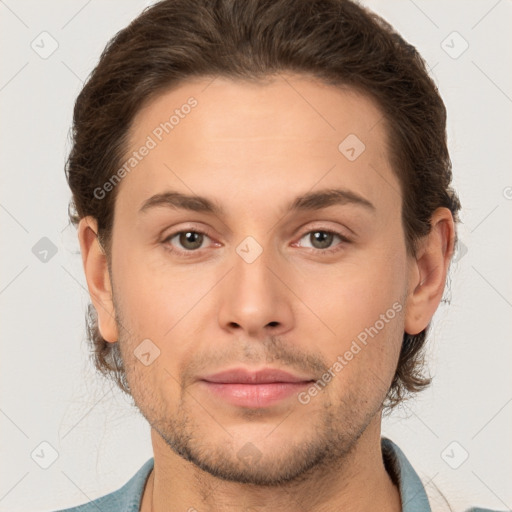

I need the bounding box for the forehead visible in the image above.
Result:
[129,74,388,151]
[117,74,398,220]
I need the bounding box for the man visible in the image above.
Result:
[56,0,500,510]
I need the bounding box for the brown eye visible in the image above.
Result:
[165,230,208,251]
[296,229,350,255]
[309,231,335,249]
[178,231,204,250]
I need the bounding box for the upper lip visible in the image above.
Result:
[200,368,315,384]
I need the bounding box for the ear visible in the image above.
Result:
[77,216,118,343]
[404,207,456,335]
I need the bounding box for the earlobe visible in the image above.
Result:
[404,208,456,336]
[77,216,118,343]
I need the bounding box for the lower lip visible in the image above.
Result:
[199,381,313,408]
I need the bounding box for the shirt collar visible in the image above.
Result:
[382,436,432,512]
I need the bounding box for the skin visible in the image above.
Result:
[78,73,455,511]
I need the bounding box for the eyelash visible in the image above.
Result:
[162,227,351,258]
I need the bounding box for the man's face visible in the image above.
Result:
[105,74,413,485]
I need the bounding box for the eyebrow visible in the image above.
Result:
[138,188,376,216]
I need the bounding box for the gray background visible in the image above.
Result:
[0,0,511,510]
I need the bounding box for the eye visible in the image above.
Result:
[161,227,351,258]
[163,229,213,254]
[296,229,350,254]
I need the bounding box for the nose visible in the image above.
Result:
[217,241,295,339]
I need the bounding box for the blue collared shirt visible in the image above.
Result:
[54,437,502,512]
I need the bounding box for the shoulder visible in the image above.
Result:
[381,438,505,512]
[52,458,154,512]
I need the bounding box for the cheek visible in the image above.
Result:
[310,288,404,406]
[299,249,405,339]
[292,244,406,388]
[113,245,194,334]
[113,251,216,391]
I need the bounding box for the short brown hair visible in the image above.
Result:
[66,0,461,410]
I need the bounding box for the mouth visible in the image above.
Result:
[198,367,316,408]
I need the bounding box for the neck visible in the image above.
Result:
[140,415,401,512]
